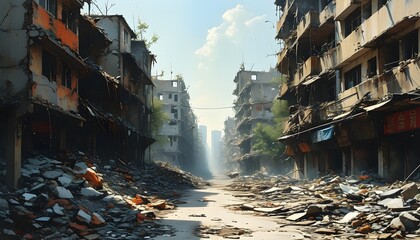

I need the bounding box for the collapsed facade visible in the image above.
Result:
[151,78,199,172]
[276,0,420,180]
[0,1,154,187]
[232,66,280,174]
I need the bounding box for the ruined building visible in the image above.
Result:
[232,67,280,174]
[0,1,155,187]
[276,0,420,180]
[151,79,199,172]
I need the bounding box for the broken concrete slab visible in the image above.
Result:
[81,187,103,197]
[338,211,360,224]
[55,186,74,199]
[253,206,283,213]
[401,183,418,201]
[286,212,306,221]
[379,189,402,199]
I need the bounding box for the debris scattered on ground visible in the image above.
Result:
[196,225,252,239]
[0,152,209,239]
[225,172,420,239]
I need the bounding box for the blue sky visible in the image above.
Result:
[83,1,280,136]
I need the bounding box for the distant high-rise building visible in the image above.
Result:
[211,130,222,170]
[199,125,208,146]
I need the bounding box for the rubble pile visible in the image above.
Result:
[195,225,252,239]
[226,173,420,239]
[0,152,208,239]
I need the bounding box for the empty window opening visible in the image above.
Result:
[251,74,257,81]
[158,94,163,100]
[42,50,57,82]
[172,81,178,87]
[61,62,72,89]
[168,93,172,99]
[404,30,419,60]
[344,64,362,90]
[383,41,399,70]
[345,7,361,37]
[39,0,57,17]
[367,57,377,78]
[174,94,178,102]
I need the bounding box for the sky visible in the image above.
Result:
[83,1,280,138]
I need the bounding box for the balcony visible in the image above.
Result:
[297,11,319,40]
[337,0,420,67]
[319,0,335,26]
[276,47,289,74]
[335,0,361,21]
[320,47,337,72]
[293,56,321,86]
[32,2,79,51]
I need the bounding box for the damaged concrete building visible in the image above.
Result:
[275,0,420,180]
[0,1,155,187]
[232,66,280,174]
[151,78,199,172]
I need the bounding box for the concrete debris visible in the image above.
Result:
[226,173,420,238]
[0,152,207,239]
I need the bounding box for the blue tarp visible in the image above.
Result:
[311,126,334,143]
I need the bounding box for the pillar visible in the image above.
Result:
[6,111,22,188]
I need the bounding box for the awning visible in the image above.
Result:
[333,98,392,120]
[311,126,334,143]
[302,76,321,86]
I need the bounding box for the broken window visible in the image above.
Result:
[251,74,257,81]
[367,57,377,78]
[344,65,361,90]
[39,0,57,17]
[174,94,178,102]
[344,7,361,37]
[172,81,178,87]
[61,61,72,89]
[404,30,419,60]
[42,50,57,82]
[62,7,77,33]
[383,41,399,70]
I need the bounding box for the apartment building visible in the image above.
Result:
[276,0,420,180]
[0,0,86,187]
[232,66,280,173]
[151,79,198,170]
[78,15,155,166]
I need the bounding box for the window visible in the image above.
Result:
[404,30,419,60]
[39,0,57,17]
[172,81,178,87]
[61,62,72,89]
[367,57,377,78]
[42,50,57,82]
[344,65,361,90]
[62,8,77,33]
[251,74,257,81]
[378,0,388,9]
[362,1,372,20]
[158,94,163,100]
[168,93,172,99]
[174,94,178,102]
[124,29,129,45]
[345,7,361,37]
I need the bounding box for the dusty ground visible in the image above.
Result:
[155,174,305,240]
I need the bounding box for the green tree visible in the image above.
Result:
[151,97,168,143]
[136,18,159,49]
[252,100,289,158]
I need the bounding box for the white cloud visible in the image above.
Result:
[245,15,266,26]
[195,4,247,57]
[225,22,237,37]
[195,25,223,57]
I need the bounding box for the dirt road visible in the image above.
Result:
[155,175,306,240]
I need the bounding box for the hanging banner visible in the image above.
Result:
[311,126,334,143]
[384,106,420,134]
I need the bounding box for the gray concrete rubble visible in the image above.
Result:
[0,152,209,239]
[225,173,420,239]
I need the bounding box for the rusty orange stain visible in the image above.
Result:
[33,3,79,51]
